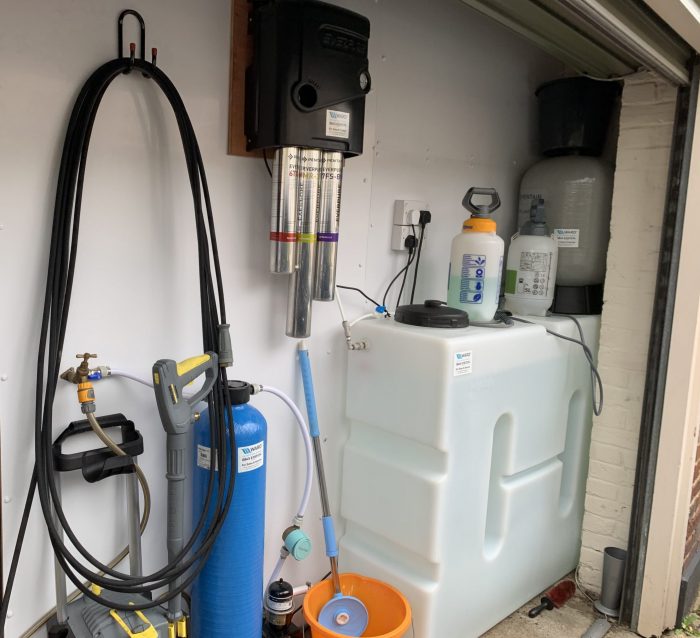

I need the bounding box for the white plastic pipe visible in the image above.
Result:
[349,313,377,328]
[108,368,153,388]
[259,385,314,521]
[267,551,287,590]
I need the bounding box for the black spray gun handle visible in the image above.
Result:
[462,187,501,217]
[152,352,218,435]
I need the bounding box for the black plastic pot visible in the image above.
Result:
[536,77,621,157]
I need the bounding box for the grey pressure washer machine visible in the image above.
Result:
[47,414,170,638]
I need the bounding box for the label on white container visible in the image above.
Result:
[460,254,486,304]
[197,444,217,471]
[453,350,473,376]
[238,441,265,473]
[326,109,350,138]
[516,251,553,297]
[553,228,580,248]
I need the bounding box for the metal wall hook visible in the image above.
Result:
[118,9,146,62]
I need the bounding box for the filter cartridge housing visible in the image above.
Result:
[191,382,267,638]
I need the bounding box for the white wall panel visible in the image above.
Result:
[0,0,562,634]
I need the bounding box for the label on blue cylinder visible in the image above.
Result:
[197,444,216,471]
[238,441,265,472]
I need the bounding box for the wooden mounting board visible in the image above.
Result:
[228,0,262,157]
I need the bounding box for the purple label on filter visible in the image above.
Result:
[317,232,339,243]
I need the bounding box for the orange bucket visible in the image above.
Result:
[303,573,411,638]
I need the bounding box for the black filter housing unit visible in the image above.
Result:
[245,0,370,155]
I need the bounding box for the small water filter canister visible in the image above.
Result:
[270,147,301,274]
[191,381,267,638]
[287,149,322,338]
[447,187,504,322]
[314,151,344,301]
[505,198,558,317]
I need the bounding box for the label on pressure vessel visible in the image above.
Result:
[326,109,350,139]
[267,599,293,612]
[197,445,217,471]
[453,350,473,376]
[238,441,265,473]
[553,228,580,248]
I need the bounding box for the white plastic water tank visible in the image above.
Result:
[519,156,613,286]
[339,315,600,638]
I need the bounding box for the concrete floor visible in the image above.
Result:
[482,591,640,638]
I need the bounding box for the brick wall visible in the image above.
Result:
[578,73,678,591]
[685,442,700,568]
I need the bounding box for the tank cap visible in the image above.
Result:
[227,380,252,405]
[394,300,469,328]
[267,578,294,603]
[462,187,501,218]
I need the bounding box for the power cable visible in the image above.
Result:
[511,315,604,416]
[336,285,383,310]
[383,229,417,311]
[409,218,428,304]
[263,148,272,177]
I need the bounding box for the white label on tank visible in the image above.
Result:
[554,228,580,248]
[517,251,553,297]
[453,350,473,376]
[238,441,265,473]
[197,444,218,471]
[267,600,293,612]
[326,110,350,139]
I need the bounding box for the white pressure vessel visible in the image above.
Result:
[447,188,504,322]
[505,199,558,317]
[518,156,613,287]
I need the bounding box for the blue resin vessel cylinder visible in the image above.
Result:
[192,381,267,638]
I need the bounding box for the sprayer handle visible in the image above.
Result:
[463,187,501,215]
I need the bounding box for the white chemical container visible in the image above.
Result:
[340,315,600,638]
[447,188,504,322]
[505,198,558,316]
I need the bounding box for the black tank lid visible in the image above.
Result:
[227,380,252,405]
[394,300,469,328]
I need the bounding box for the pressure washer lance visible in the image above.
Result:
[152,353,219,636]
[298,342,368,636]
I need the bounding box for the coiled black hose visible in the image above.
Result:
[1,54,236,630]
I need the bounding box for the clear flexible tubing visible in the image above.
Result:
[257,385,314,520]
[107,369,153,388]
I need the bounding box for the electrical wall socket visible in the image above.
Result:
[392,200,428,251]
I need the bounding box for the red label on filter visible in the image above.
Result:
[270,231,297,242]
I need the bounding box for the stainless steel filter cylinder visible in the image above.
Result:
[314,152,344,301]
[270,147,300,274]
[286,149,322,338]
